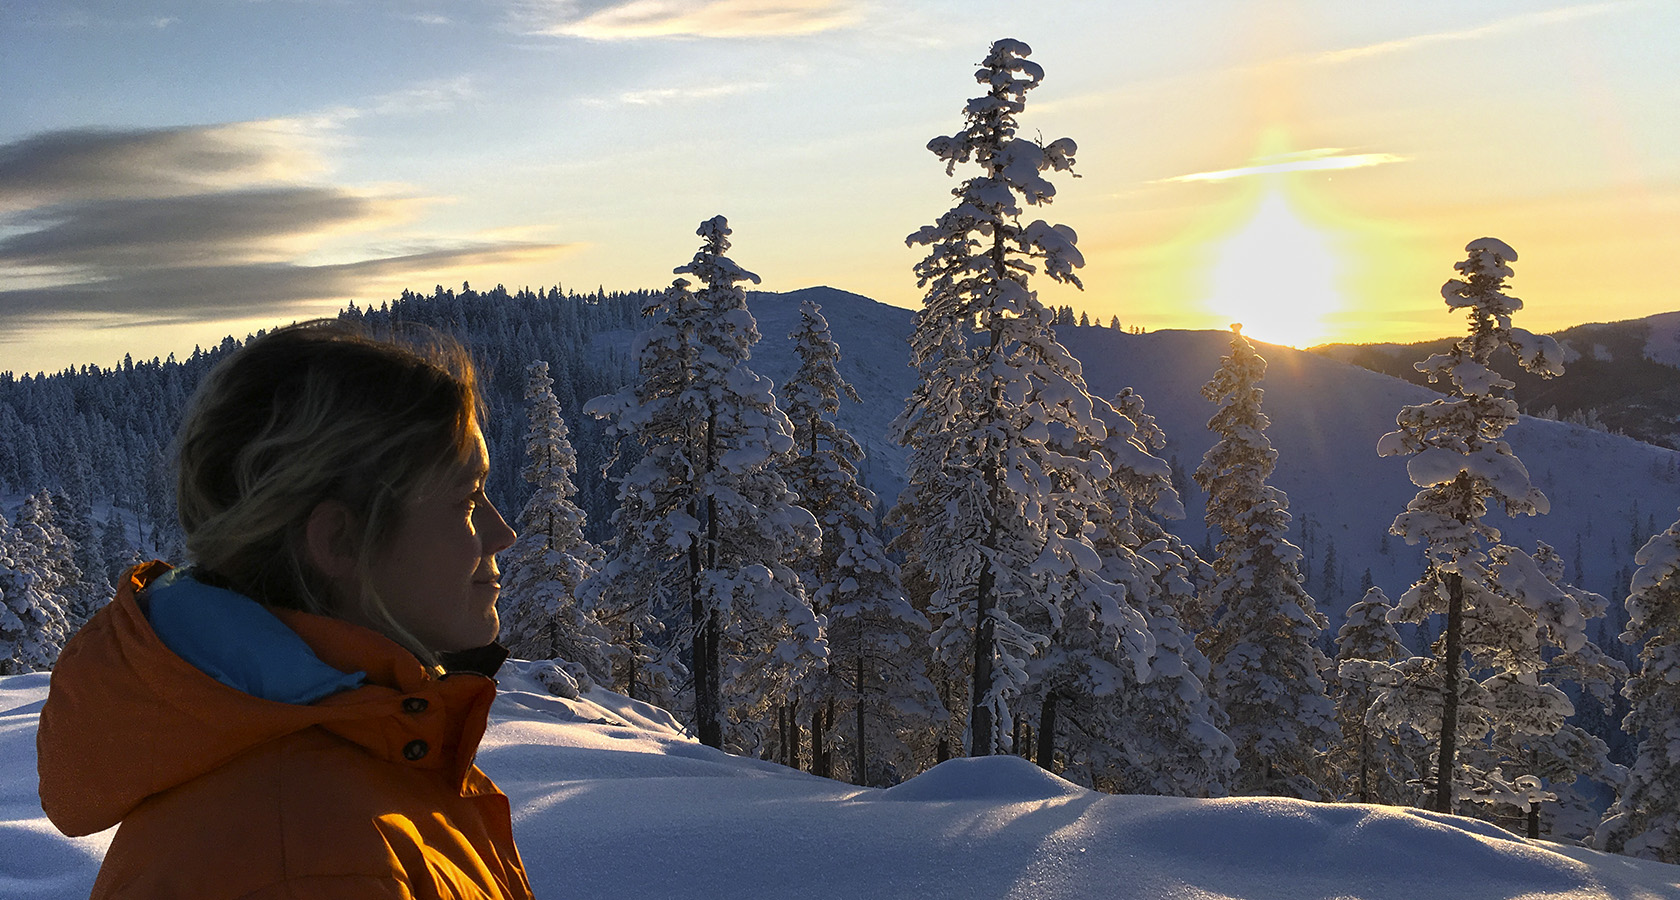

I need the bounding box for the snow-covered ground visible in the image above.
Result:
[6,666,1678,900]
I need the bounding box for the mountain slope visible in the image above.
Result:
[736,290,1680,636]
[1313,309,1680,449]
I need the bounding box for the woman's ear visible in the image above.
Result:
[304,499,360,589]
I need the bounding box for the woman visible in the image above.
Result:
[37,321,533,899]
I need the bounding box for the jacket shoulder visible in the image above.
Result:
[94,729,529,900]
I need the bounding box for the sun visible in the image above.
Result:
[1203,187,1343,347]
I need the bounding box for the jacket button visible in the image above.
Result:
[403,740,429,761]
[402,697,429,714]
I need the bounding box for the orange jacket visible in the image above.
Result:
[38,561,534,900]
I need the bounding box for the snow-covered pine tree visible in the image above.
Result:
[784,300,943,783]
[1469,542,1626,840]
[1329,587,1420,804]
[0,503,72,674]
[498,360,612,688]
[888,38,1150,756]
[1193,325,1338,799]
[1067,388,1236,796]
[1597,514,1680,862]
[579,286,696,709]
[1375,237,1564,813]
[586,217,824,751]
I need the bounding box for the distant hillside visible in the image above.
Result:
[8,284,1675,655]
[1312,310,1680,449]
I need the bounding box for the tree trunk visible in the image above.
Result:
[788,699,800,771]
[971,556,997,756]
[687,494,717,747]
[855,654,867,785]
[694,412,724,750]
[1036,692,1058,771]
[1434,571,1464,813]
[811,704,830,778]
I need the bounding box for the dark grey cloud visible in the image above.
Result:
[0,124,319,211]
[0,123,572,338]
[0,188,396,270]
[0,244,569,335]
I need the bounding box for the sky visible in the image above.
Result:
[2,0,1678,375]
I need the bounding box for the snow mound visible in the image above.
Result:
[6,670,1680,900]
[873,755,1089,802]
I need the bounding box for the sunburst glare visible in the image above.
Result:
[1203,187,1343,347]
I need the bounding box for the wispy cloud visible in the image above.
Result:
[581,80,768,107]
[1310,1,1640,65]
[519,0,860,39]
[368,76,479,116]
[0,124,571,336]
[1159,148,1409,184]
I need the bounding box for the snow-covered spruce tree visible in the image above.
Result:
[1329,587,1420,805]
[1375,237,1564,813]
[784,300,944,783]
[0,504,72,674]
[498,360,612,690]
[1469,542,1625,840]
[1060,389,1235,796]
[1597,514,1680,862]
[1192,325,1338,798]
[579,286,696,710]
[586,217,824,751]
[888,38,1151,755]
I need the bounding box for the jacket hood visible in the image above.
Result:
[38,562,499,837]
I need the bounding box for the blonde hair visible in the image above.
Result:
[174,319,484,663]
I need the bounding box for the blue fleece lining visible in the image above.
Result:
[143,568,366,704]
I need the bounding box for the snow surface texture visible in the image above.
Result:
[6,665,1678,899]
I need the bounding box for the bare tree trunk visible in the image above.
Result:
[1434,571,1464,813]
[971,559,997,756]
[694,412,724,749]
[855,654,867,785]
[788,699,800,771]
[1036,692,1058,771]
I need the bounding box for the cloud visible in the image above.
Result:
[1159,149,1409,184]
[581,80,768,106]
[520,0,860,39]
[0,188,416,271]
[0,244,570,332]
[1309,2,1639,65]
[368,77,479,116]
[0,123,327,211]
[0,124,572,336]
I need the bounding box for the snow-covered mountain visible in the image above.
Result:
[1316,308,1680,450]
[5,668,1677,899]
[739,287,1680,639]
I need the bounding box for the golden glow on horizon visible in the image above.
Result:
[1203,186,1344,348]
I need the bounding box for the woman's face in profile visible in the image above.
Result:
[367,421,517,653]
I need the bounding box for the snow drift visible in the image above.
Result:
[5,665,1677,900]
